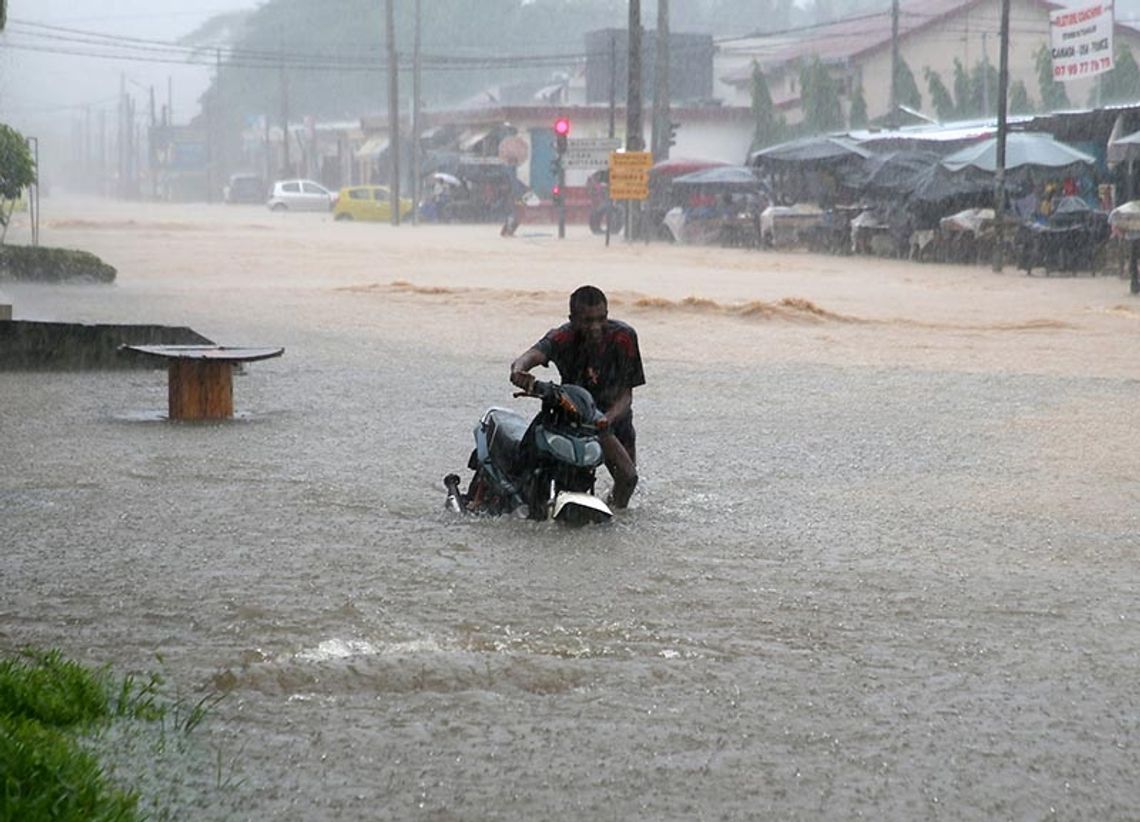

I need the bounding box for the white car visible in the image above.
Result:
[267,179,336,212]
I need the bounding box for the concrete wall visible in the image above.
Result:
[0,321,214,370]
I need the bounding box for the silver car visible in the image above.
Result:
[267,179,336,212]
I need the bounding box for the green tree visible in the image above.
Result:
[799,57,844,134]
[1009,79,1034,114]
[0,124,36,243]
[952,58,971,118]
[894,57,922,111]
[1098,43,1140,105]
[749,61,787,150]
[968,59,1000,117]
[924,67,956,122]
[1035,44,1071,111]
[848,84,868,129]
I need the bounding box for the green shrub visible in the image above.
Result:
[0,715,139,821]
[0,245,116,283]
[0,648,225,822]
[0,649,111,728]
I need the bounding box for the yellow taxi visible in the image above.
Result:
[333,185,414,222]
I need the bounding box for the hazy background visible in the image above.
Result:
[0,0,258,136]
[3,0,1139,171]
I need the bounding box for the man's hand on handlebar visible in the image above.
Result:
[510,368,536,393]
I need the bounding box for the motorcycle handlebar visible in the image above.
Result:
[512,378,555,400]
[512,380,602,428]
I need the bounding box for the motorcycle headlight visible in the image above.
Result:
[543,432,577,463]
[582,440,603,467]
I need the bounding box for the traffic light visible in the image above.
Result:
[668,121,680,148]
[551,183,563,204]
[554,116,570,154]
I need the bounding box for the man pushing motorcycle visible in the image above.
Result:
[509,285,644,508]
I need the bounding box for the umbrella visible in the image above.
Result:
[1107,128,1140,165]
[941,132,1095,174]
[844,149,943,194]
[751,135,873,166]
[907,163,992,206]
[430,172,461,186]
[671,166,765,190]
[650,157,730,179]
[1109,199,1140,234]
[1052,195,1093,215]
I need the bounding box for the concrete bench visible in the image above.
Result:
[120,345,284,420]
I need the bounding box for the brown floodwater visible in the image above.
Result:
[2,197,1138,820]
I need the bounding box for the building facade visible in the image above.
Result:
[718,0,1140,126]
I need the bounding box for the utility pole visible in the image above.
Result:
[626,0,643,241]
[992,0,1011,272]
[981,32,990,116]
[216,47,224,198]
[651,0,670,162]
[118,74,126,199]
[608,31,617,139]
[386,0,401,226]
[411,0,422,225]
[279,34,290,177]
[149,86,157,200]
[98,108,106,195]
[626,0,643,152]
[889,0,900,128]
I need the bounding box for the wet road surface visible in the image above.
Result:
[2,199,1138,819]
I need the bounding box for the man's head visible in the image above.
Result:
[569,285,608,344]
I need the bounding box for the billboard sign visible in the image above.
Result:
[1050,3,1114,81]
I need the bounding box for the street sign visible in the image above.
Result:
[608,151,653,200]
[609,151,654,169]
[564,137,623,170]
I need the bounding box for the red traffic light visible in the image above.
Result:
[554,117,571,136]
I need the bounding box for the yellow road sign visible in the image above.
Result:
[608,151,652,200]
[609,174,649,200]
[609,151,654,169]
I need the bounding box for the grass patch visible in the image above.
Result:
[0,648,227,822]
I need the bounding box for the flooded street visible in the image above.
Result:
[3,197,1139,819]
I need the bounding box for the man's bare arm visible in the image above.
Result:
[509,347,546,389]
[602,386,633,426]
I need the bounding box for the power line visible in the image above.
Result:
[4,8,1123,83]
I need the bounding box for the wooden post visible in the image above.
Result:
[122,345,283,421]
[168,360,234,420]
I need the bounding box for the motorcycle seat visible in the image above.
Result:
[484,408,530,469]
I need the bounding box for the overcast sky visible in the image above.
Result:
[3,0,1139,140]
[0,0,260,136]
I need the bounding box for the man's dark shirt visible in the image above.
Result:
[533,319,646,414]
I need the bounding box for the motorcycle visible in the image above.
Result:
[444,380,613,525]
